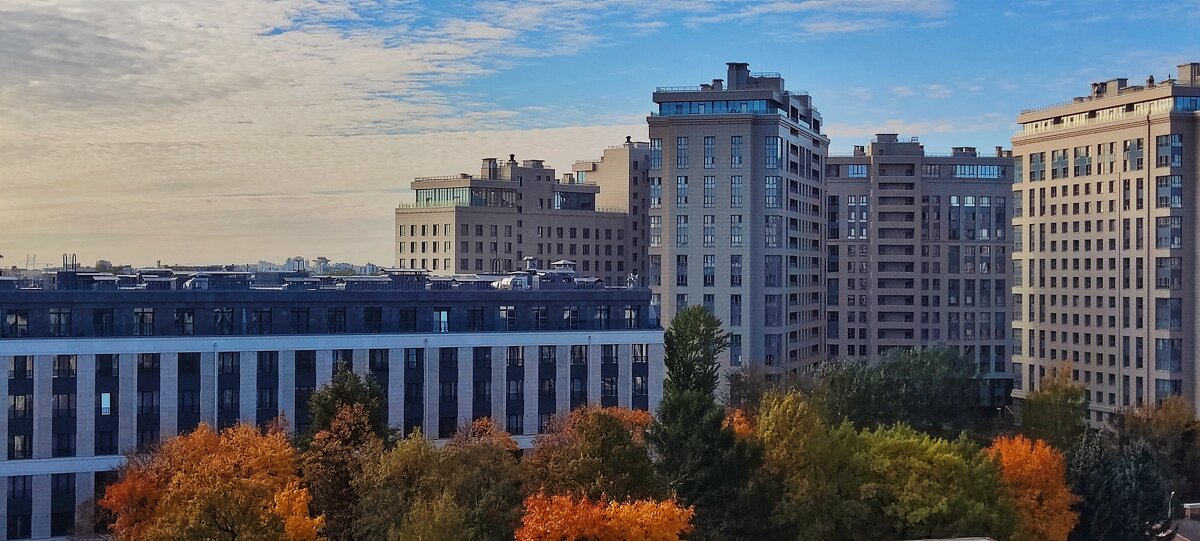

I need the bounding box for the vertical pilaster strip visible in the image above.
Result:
[278,351,296,430]
[158,353,178,439]
[1,356,12,459]
[33,355,52,459]
[76,472,96,518]
[240,351,257,424]
[522,346,537,436]
[617,343,633,409]
[31,474,50,539]
[199,351,217,428]
[118,353,138,453]
[315,350,334,390]
[456,347,472,427]
[647,342,666,413]
[555,345,569,416]
[387,349,404,429]
[490,346,506,432]
[352,349,369,379]
[76,354,96,457]
[586,342,602,407]
[423,346,438,437]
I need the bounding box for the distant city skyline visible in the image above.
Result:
[3,0,1199,265]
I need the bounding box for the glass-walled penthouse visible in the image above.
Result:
[413,187,516,208]
[654,99,788,117]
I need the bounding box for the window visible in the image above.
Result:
[729,334,742,366]
[507,346,524,367]
[507,380,523,401]
[1156,216,1183,249]
[327,308,346,333]
[703,136,715,168]
[765,136,782,169]
[702,215,716,247]
[765,176,781,208]
[48,309,71,337]
[1155,298,1183,331]
[703,176,716,207]
[93,309,114,336]
[594,306,610,329]
[1157,134,1184,167]
[650,138,662,169]
[730,215,743,247]
[730,255,743,287]
[174,309,194,335]
[922,164,940,177]
[730,176,743,207]
[251,308,272,334]
[133,308,154,336]
[137,353,159,373]
[364,307,382,333]
[293,308,311,334]
[676,255,688,286]
[218,352,238,374]
[676,215,689,246]
[138,390,160,414]
[1155,338,1183,372]
[468,307,484,332]
[258,351,279,373]
[214,308,234,335]
[1156,257,1183,290]
[730,294,742,326]
[9,394,31,419]
[563,306,580,330]
[434,307,449,333]
[730,136,743,168]
[703,255,716,287]
[676,176,689,207]
[847,164,868,178]
[676,137,688,168]
[52,393,75,417]
[405,348,423,369]
[571,345,588,365]
[649,177,662,208]
[764,215,781,248]
[99,392,112,416]
[500,305,516,331]
[649,215,662,247]
[1156,175,1182,208]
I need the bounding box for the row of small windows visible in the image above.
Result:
[828,163,1007,179]
[1015,176,1184,221]
[1,305,647,338]
[650,136,795,171]
[1018,135,1182,182]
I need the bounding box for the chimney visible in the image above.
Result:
[995,146,1004,157]
[726,62,750,90]
[625,135,632,146]
[481,157,499,179]
[507,153,517,165]
[1147,75,1156,87]
[712,79,724,91]
[853,145,866,157]
[1178,62,1200,85]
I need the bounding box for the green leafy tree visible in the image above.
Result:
[308,370,388,439]
[663,306,729,398]
[301,404,380,541]
[352,432,441,540]
[813,347,982,437]
[524,407,662,501]
[647,389,767,540]
[1115,395,1200,502]
[439,419,524,541]
[392,493,472,541]
[1066,432,1172,541]
[1021,369,1087,452]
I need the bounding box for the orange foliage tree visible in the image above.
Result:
[99,423,323,541]
[723,408,754,440]
[987,435,1078,541]
[515,493,693,541]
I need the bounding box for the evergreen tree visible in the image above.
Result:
[663,306,729,398]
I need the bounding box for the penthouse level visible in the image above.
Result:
[0,267,663,540]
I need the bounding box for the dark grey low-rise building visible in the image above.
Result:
[0,266,664,539]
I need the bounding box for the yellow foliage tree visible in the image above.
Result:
[99,423,324,541]
[515,493,693,541]
[987,435,1078,541]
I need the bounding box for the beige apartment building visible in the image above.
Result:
[1011,63,1200,423]
[394,141,650,286]
[648,63,828,379]
[826,135,1015,407]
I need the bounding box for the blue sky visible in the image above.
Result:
[2,0,1199,265]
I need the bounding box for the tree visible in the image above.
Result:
[647,390,766,540]
[524,407,662,501]
[812,347,982,438]
[1021,368,1087,452]
[440,418,524,541]
[663,306,729,398]
[723,363,779,415]
[515,494,694,541]
[987,435,1078,541]
[1066,432,1172,541]
[301,404,380,541]
[1115,395,1200,502]
[308,369,388,439]
[393,493,472,541]
[98,423,323,541]
[352,432,441,540]
[70,497,116,540]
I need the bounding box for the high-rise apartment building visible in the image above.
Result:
[827,135,1015,406]
[648,63,828,379]
[395,142,650,285]
[1011,63,1200,422]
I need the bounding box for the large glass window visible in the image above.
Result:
[1156,216,1183,249]
[675,215,689,247]
[1155,298,1183,331]
[676,255,688,287]
[765,136,782,169]
[703,255,716,287]
[703,136,715,169]
[730,176,743,207]
[649,177,661,208]
[676,137,689,168]
[730,215,743,246]
[730,255,743,287]
[730,136,743,168]
[703,215,715,247]
[765,176,782,208]
[847,164,868,178]
[649,216,662,247]
[764,215,782,248]
[1156,175,1182,208]
[649,138,662,169]
[1155,338,1183,372]
[703,176,716,207]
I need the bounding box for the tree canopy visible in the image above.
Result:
[988,435,1078,541]
[308,369,388,440]
[663,306,729,398]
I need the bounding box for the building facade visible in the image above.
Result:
[826,135,1015,406]
[0,269,663,539]
[1011,63,1200,423]
[647,62,828,380]
[395,141,650,286]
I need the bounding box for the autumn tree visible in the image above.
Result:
[647,389,767,540]
[308,369,388,439]
[515,493,694,541]
[1067,432,1173,541]
[1021,368,1087,452]
[301,404,380,541]
[98,423,322,541]
[663,305,729,398]
[524,407,662,501]
[812,347,982,437]
[439,418,524,541]
[987,435,1078,541]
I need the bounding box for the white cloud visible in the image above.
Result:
[924,84,954,98]
[892,85,915,97]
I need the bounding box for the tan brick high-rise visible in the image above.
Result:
[1012,63,1200,423]
[827,135,1015,407]
[647,63,828,380]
